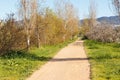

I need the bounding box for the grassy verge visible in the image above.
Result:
[0,39,75,80]
[84,40,120,80]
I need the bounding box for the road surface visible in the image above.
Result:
[27,40,90,80]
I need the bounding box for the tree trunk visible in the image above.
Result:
[37,30,40,48]
[26,34,30,50]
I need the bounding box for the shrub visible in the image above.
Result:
[0,14,26,55]
[85,22,120,43]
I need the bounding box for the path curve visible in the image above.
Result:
[27,40,90,80]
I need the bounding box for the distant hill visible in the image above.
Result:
[97,16,120,25]
[80,16,120,25]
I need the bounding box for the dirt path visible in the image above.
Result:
[27,40,90,80]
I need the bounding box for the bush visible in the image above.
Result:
[0,14,26,55]
[85,22,120,43]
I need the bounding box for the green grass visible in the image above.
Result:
[0,39,75,80]
[84,40,120,80]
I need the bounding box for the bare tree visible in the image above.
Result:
[65,3,79,39]
[111,0,120,16]
[54,0,79,41]
[89,0,97,27]
[19,0,38,50]
[111,0,120,42]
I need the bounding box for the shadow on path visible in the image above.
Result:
[50,58,89,62]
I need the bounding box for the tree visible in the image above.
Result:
[0,14,25,55]
[43,8,63,44]
[80,19,90,36]
[19,0,38,50]
[111,0,120,42]
[111,0,120,16]
[35,14,42,48]
[80,0,97,39]
[65,3,79,39]
[89,0,97,28]
[54,0,79,41]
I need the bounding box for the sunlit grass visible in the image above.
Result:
[0,39,75,80]
[85,40,120,80]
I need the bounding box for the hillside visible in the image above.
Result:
[97,16,120,25]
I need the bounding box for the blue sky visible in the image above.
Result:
[0,0,114,20]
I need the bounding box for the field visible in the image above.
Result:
[0,40,74,80]
[85,40,120,80]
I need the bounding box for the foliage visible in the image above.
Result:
[0,0,79,79]
[0,39,75,80]
[85,40,120,80]
[81,21,120,43]
[0,14,26,55]
[0,1,79,55]
[88,23,120,42]
[80,0,120,43]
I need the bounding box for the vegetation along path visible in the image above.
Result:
[27,40,90,80]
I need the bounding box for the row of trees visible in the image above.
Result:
[80,0,120,43]
[0,0,79,55]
